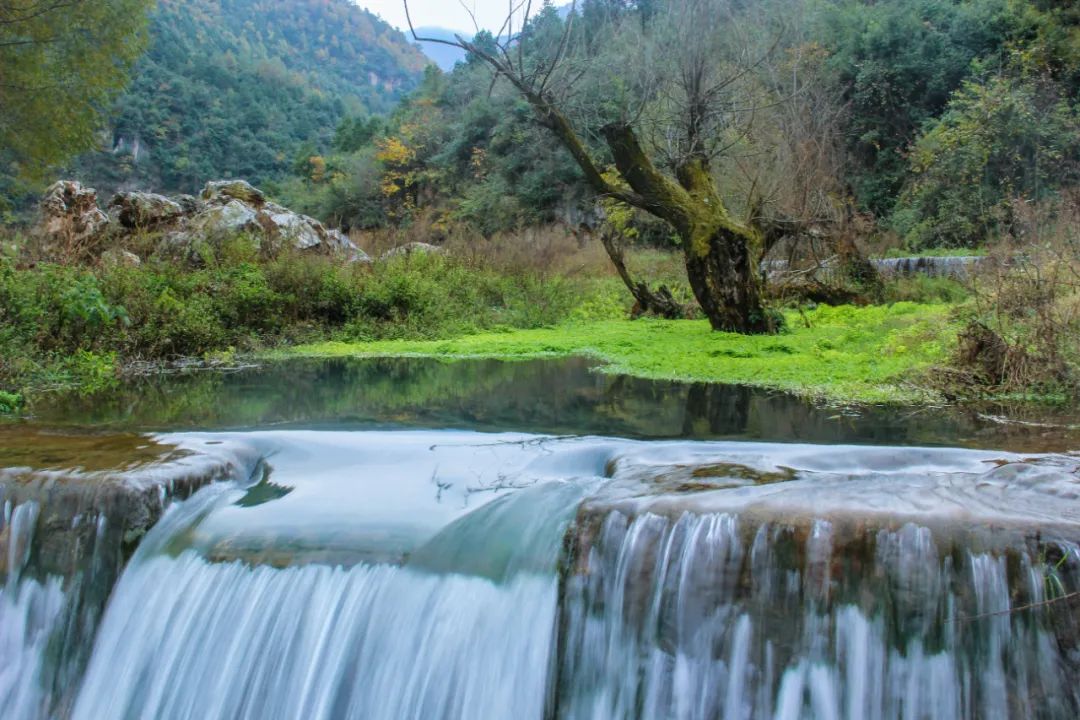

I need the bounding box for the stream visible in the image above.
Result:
[2,357,1080,719]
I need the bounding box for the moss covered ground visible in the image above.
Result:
[281,302,958,404]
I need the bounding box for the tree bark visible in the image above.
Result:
[683,227,772,333]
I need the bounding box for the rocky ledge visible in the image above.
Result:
[0,427,264,581]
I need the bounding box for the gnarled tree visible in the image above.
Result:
[405,0,780,333]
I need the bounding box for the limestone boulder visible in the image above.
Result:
[36,181,109,246]
[174,194,205,214]
[100,248,142,268]
[258,202,326,250]
[327,229,371,263]
[186,199,262,241]
[33,178,361,263]
[380,242,443,260]
[201,179,266,207]
[109,191,184,230]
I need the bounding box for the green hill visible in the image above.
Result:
[72,0,428,196]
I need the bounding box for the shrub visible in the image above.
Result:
[893,75,1079,249]
[947,196,1080,397]
[0,239,622,398]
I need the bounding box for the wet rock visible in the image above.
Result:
[35,181,110,251]
[0,429,264,718]
[584,443,1080,552]
[558,443,1080,719]
[108,191,184,230]
[560,501,1080,719]
[200,179,266,207]
[0,428,263,580]
[380,241,443,260]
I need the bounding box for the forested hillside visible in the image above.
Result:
[71,0,428,197]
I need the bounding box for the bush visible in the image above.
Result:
[946,197,1080,398]
[892,75,1079,249]
[0,240,622,398]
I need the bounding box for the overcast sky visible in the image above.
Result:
[357,1,528,33]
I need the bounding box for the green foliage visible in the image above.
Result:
[284,16,587,235]
[285,0,1080,245]
[0,390,22,414]
[818,0,1027,216]
[0,244,631,399]
[881,276,971,305]
[0,0,152,179]
[893,75,1079,248]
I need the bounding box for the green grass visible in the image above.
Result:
[279,302,958,404]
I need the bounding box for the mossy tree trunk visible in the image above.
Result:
[599,123,772,333]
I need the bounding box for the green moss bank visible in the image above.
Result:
[280,303,957,405]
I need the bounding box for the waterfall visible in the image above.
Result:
[556,510,1080,720]
[72,477,594,720]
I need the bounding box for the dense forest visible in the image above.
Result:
[1,0,428,212]
[283,0,1079,253]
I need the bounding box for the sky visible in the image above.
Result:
[356,1,530,33]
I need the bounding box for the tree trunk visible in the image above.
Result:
[683,226,772,333]
[599,124,776,334]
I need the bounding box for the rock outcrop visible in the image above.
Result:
[108,191,185,230]
[34,178,369,263]
[36,181,110,253]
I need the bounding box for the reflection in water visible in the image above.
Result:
[21,356,1080,450]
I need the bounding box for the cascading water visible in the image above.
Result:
[4,427,1080,720]
[0,502,65,720]
[71,431,607,720]
[556,510,1080,719]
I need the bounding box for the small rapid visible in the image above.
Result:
[1,502,66,720]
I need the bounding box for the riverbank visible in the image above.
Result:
[278,303,957,405]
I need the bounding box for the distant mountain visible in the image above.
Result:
[73,0,428,196]
[410,27,469,71]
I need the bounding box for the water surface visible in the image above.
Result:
[17,356,1080,450]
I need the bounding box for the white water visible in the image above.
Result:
[5,431,1080,719]
[0,502,67,720]
[73,550,558,720]
[72,432,604,720]
[557,511,1080,720]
